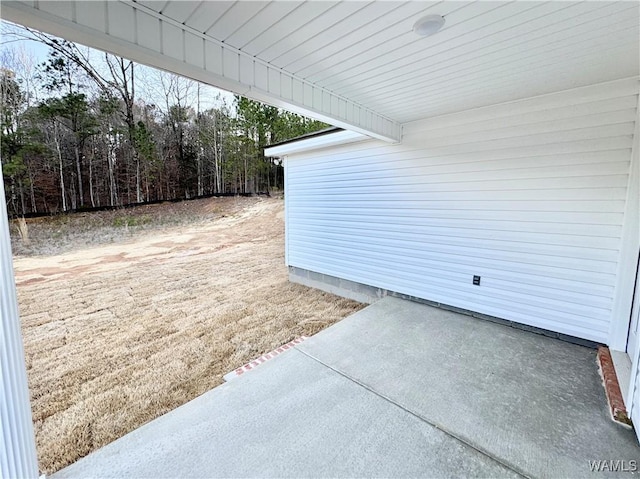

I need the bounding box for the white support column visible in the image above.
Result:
[0,172,39,478]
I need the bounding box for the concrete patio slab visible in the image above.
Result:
[51,297,638,478]
[52,346,519,478]
[298,297,640,478]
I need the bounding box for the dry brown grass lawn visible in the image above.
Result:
[14,196,364,475]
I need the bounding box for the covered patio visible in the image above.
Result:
[51,297,638,478]
[1,2,639,477]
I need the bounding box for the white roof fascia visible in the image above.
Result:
[264,130,369,158]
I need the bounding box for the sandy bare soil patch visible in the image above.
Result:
[11,196,252,257]
[14,197,364,475]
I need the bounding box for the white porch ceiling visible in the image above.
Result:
[2,1,639,140]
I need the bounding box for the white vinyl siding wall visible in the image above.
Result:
[285,78,639,344]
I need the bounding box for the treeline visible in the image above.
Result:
[0,31,326,216]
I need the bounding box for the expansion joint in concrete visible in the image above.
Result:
[294,347,532,479]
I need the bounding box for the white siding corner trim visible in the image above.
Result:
[609,106,640,351]
[285,77,640,344]
[625,99,640,440]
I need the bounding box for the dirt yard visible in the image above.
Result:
[13,196,364,475]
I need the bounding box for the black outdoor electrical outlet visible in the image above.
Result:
[473,275,481,285]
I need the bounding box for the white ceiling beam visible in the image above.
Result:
[1,0,402,143]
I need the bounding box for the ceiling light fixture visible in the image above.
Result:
[413,14,445,37]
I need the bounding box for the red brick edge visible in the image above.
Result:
[223,336,308,382]
[597,346,632,426]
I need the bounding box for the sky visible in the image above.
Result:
[0,20,236,112]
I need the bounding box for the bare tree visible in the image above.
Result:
[104,55,141,202]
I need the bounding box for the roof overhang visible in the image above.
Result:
[2,1,638,144]
[1,0,402,143]
[264,128,368,158]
